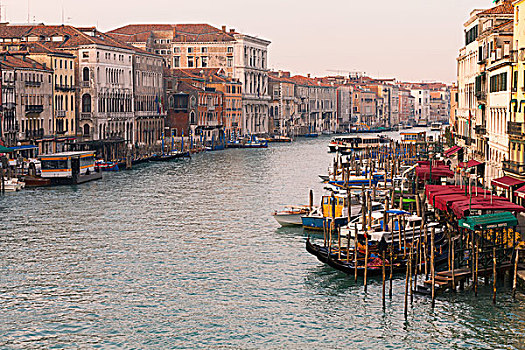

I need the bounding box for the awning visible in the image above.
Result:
[0,145,14,153]
[444,145,462,157]
[458,160,484,169]
[491,176,525,190]
[415,166,454,180]
[459,212,518,231]
[515,184,525,199]
[451,198,525,218]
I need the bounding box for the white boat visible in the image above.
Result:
[3,178,25,192]
[273,206,313,227]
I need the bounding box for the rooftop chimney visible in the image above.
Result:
[307,73,311,78]
[222,25,226,32]
[230,29,235,33]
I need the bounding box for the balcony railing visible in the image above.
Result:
[25,105,44,114]
[80,112,92,120]
[56,110,66,118]
[2,82,15,89]
[503,160,525,176]
[80,81,90,88]
[475,91,486,101]
[25,128,44,139]
[475,124,486,135]
[508,121,525,137]
[25,81,41,87]
[55,84,76,91]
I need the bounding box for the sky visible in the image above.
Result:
[0,0,496,83]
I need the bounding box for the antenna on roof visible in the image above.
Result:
[61,1,64,24]
[27,0,29,24]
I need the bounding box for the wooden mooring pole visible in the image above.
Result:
[431,227,436,308]
[492,246,497,305]
[513,248,519,299]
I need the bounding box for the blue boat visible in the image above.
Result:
[301,194,348,231]
[302,216,348,231]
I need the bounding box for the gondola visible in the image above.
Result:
[306,236,449,277]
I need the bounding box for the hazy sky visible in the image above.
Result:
[1,0,494,82]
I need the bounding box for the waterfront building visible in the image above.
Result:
[0,53,53,153]
[410,88,431,125]
[129,48,165,148]
[109,24,271,137]
[450,84,458,133]
[456,0,513,160]
[268,71,297,136]
[22,43,76,152]
[398,88,415,124]
[0,24,165,158]
[478,17,513,182]
[165,69,224,144]
[508,0,525,179]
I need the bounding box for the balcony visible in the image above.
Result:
[56,110,66,118]
[25,81,41,88]
[25,105,44,114]
[475,124,486,135]
[503,161,525,176]
[508,121,525,137]
[55,84,76,91]
[80,81,90,88]
[80,112,92,120]
[25,128,44,139]
[2,81,15,89]
[2,102,15,110]
[475,91,486,101]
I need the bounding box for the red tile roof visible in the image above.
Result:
[0,53,53,71]
[479,0,514,15]
[108,24,236,43]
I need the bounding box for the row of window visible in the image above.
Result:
[489,72,507,93]
[54,95,75,112]
[54,59,73,70]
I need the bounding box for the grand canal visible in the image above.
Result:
[0,131,524,349]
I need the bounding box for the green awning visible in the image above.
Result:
[458,212,518,231]
[0,145,13,153]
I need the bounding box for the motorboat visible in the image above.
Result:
[3,178,25,192]
[273,206,314,227]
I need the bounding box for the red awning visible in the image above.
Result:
[434,194,467,211]
[458,160,484,169]
[451,198,525,218]
[444,146,462,157]
[515,184,525,199]
[416,166,454,180]
[491,176,525,190]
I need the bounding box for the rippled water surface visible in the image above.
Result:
[1,132,524,349]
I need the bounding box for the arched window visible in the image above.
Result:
[82,94,92,113]
[190,111,196,125]
[83,124,90,136]
[82,67,90,82]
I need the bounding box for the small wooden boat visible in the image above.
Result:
[156,151,191,161]
[23,175,51,187]
[273,206,312,227]
[266,136,292,143]
[95,160,119,172]
[2,178,25,191]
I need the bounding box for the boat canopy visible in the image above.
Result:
[386,209,411,216]
[458,212,518,231]
[491,176,525,190]
[0,145,14,153]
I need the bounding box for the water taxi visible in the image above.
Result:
[328,135,389,154]
[39,151,102,185]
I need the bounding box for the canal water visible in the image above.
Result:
[1,130,524,349]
